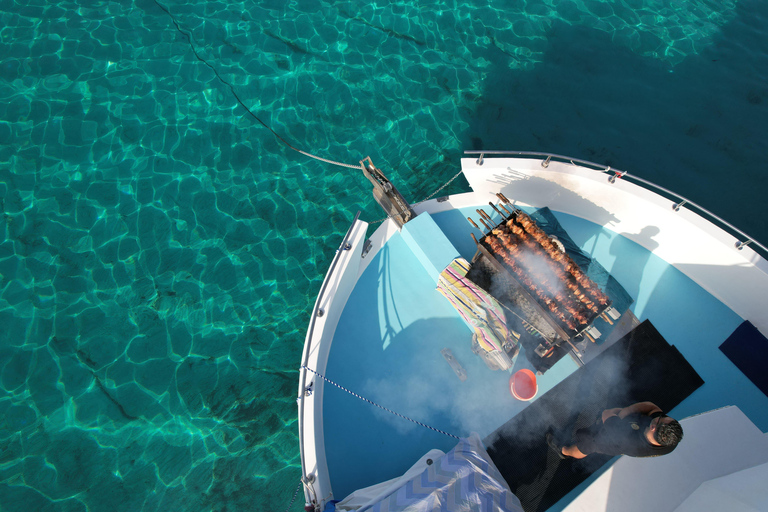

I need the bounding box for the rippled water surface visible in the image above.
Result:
[1,0,766,510]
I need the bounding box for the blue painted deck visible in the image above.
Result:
[323,207,767,502]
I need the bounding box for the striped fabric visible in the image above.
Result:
[436,258,518,355]
[356,433,524,512]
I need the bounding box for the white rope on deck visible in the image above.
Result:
[300,366,460,439]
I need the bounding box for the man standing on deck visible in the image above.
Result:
[546,401,684,459]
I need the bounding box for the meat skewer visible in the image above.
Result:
[488,231,584,330]
[507,217,611,305]
[483,214,612,334]
[496,202,514,217]
[488,202,507,219]
[476,209,494,225]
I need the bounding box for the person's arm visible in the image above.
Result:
[617,401,662,419]
[601,407,623,423]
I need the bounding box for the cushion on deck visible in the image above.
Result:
[437,258,520,364]
[719,321,768,398]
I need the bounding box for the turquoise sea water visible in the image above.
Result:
[0,0,766,510]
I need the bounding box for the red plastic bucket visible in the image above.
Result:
[510,369,537,401]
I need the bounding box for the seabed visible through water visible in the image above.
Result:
[1,0,766,510]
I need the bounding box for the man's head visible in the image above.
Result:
[649,415,683,447]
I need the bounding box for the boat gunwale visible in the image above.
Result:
[464,150,768,259]
[298,211,368,508]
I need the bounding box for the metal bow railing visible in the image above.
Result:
[465,151,768,259]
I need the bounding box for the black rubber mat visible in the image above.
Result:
[720,321,768,398]
[484,320,704,512]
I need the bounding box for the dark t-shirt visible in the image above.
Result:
[593,412,677,457]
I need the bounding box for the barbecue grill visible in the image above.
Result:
[466,197,614,368]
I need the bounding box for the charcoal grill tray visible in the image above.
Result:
[473,240,572,342]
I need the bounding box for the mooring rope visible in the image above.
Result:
[152,0,360,170]
[300,366,460,439]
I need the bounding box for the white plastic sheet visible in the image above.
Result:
[336,433,523,512]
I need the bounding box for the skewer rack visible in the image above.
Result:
[466,195,613,359]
